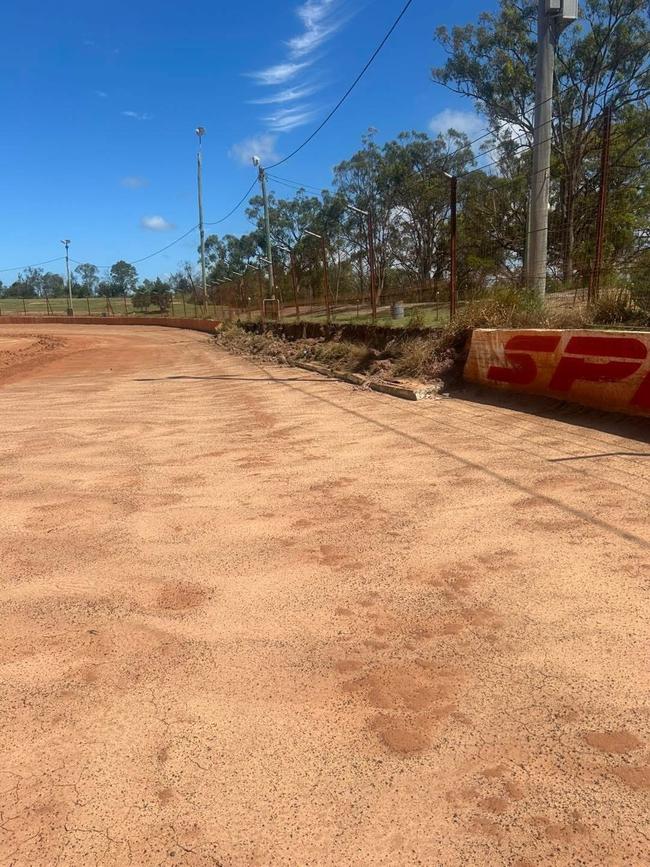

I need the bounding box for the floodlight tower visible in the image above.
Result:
[526,0,578,297]
[61,239,73,315]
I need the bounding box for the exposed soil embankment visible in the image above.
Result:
[216,321,468,394]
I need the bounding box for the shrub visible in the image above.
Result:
[590,289,642,325]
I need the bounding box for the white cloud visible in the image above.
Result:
[265,106,317,132]
[245,0,355,141]
[288,0,345,57]
[121,176,148,189]
[247,61,312,86]
[141,215,175,231]
[429,108,484,137]
[94,89,108,98]
[229,133,279,166]
[249,84,319,105]
[122,110,153,121]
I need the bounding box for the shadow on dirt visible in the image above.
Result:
[455,385,650,446]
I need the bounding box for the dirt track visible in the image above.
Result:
[0,323,648,866]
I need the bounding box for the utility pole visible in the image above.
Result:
[195,127,208,315]
[526,0,578,297]
[61,239,73,315]
[253,156,275,298]
[589,104,612,302]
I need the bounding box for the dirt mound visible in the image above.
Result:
[0,332,67,384]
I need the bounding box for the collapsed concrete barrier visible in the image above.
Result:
[464,328,650,417]
[0,315,219,334]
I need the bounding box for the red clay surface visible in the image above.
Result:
[0,323,648,866]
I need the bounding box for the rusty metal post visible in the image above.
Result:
[449,175,458,319]
[289,250,300,320]
[321,235,331,324]
[368,209,377,323]
[589,105,612,303]
[256,270,264,322]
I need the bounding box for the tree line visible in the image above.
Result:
[2,0,648,311]
[207,0,649,308]
[0,261,201,313]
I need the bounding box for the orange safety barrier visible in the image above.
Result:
[464,328,650,418]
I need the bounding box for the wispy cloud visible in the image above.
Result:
[229,134,279,166]
[429,109,483,138]
[121,176,149,189]
[265,106,317,132]
[94,90,108,99]
[141,215,175,231]
[288,0,346,58]
[248,61,312,87]
[122,110,153,121]
[236,0,354,162]
[249,84,320,105]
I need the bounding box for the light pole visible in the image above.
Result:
[61,239,73,315]
[304,230,331,324]
[195,127,208,315]
[252,156,275,298]
[526,0,577,297]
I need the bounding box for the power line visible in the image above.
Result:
[69,225,199,269]
[2,178,259,275]
[267,174,324,194]
[266,0,416,169]
[128,225,200,265]
[205,178,258,226]
[0,256,65,275]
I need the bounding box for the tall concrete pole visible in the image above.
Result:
[526,0,556,298]
[526,0,577,297]
[196,127,208,315]
[254,157,275,299]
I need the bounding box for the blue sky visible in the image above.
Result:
[0,0,496,281]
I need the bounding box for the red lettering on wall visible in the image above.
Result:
[487,334,561,386]
[549,335,647,392]
[559,335,648,360]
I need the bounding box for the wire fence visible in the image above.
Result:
[1,106,648,330]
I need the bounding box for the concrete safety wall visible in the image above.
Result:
[464,328,650,417]
[0,315,220,334]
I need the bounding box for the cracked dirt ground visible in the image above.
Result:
[0,323,648,866]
